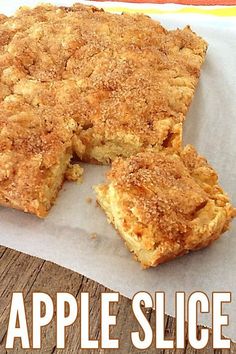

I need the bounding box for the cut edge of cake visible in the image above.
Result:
[94,145,235,268]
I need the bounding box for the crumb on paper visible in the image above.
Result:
[86,197,93,204]
[65,164,84,183]
[90,233,97,239]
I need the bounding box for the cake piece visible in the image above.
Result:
[0,100,77,217]
[0,3,207,165]
[95,146,235,267]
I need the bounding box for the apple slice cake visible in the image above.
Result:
[0,3,207,216]
[95,145,235,267]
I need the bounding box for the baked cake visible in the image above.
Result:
[95,145,235,267]
[0,3,207,216]
[0,101,79,217]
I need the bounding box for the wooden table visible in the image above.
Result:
[0,245,234,353]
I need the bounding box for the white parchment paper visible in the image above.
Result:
[0,0,235,340]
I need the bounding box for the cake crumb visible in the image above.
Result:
[66,164,84,183]
[86,197,93,204]
[90,233,97,239]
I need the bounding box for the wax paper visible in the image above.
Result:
[0,0,235,340]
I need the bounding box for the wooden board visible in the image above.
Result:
[0,245,235,353]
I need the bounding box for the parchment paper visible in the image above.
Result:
[0,0,235,340]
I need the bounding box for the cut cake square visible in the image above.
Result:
[95,145,235,267]
[0,100,77,217]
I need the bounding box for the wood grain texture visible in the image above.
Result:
[0,245,235,353]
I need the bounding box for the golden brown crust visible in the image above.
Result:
[0,3,207,216]
[95,145,235,267]
[1,4,207,156]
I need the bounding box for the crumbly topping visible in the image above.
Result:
[0,3,207,150]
